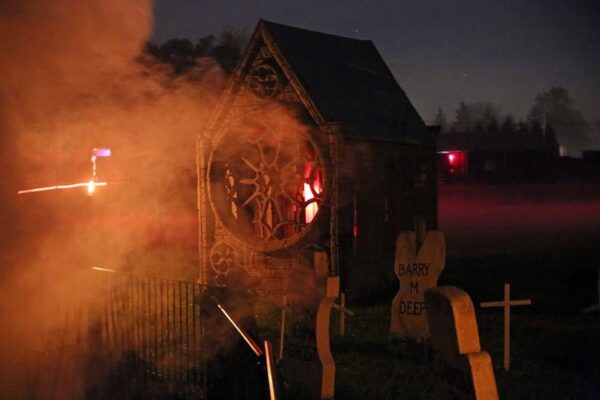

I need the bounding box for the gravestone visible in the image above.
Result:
[281,252,338,400]
[391,231,445,339]
[425,286,498,400]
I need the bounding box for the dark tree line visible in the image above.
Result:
[434,87,591,156]
[144,29,248,74]
[145,31,594,157]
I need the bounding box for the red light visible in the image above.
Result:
[448,153,456,165]
[303,164,321,223]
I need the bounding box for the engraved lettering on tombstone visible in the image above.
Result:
[391,231,446,339]
[282,252,338,400]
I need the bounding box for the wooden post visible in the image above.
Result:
[279,295,287,360]
[480,283,532,371]
[264,340,280,400]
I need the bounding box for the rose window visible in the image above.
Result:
[247,64,280,100]
[208,116,325,251]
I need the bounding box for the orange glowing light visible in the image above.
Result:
[87,180,96,195]
[17,181,107,195]
[264,340,278,400]
[303,164,322,223]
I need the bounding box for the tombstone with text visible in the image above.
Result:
[425,286,498,400]
[281,252,338,400]
[391,231,446,339]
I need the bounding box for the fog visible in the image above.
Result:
[0,1,227,397]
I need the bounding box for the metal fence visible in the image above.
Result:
[91,268,206,398]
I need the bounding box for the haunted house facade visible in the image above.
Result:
[197,20,436,298]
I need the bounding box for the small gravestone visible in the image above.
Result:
[282,252,338,400]
[425,286,498,400]
[391,231,446,339]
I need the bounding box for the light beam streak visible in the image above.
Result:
[217,303,263,356]
[264,340,278,400]
[92,266,118,273]
[17,181,107,195]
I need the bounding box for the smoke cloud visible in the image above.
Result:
[0,1,227,397]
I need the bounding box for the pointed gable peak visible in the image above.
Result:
[234,20,429,143]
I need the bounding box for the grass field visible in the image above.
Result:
[257,265,600,400]
[327,304,600,399]
[258,184,600,399]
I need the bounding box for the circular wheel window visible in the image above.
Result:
[247,64,280,100]
[208,112,326,252]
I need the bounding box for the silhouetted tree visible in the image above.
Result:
[149,38,196,72]
[212,28,248,74]
[487,116,499,135]
[468,102,502,128]
[453,101,502,133]
[593,120,600,148]
[501,115,516,135]
[195,35,215,57]
[454,101,471,132]
[517,120,528,134]
[545,124,560,156]
[528,87,589,156]
[472,121,486,139]
[433,106,447,132]
[481,105,495,129]
[145,29,247,75]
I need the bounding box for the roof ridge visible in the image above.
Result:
[259,19,371,43]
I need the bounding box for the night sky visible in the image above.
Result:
[152,0,600,127]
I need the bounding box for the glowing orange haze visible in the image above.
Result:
[0,0,227,397]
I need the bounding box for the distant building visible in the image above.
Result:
[436,130,559,183]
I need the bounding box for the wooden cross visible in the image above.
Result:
[279,292,353,359]
[480,283,532,371]
[581,270,600,313]
[332,293,354,336]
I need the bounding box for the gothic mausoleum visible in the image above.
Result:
[197,20,437,298]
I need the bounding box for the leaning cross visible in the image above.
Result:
[480,283,531,371]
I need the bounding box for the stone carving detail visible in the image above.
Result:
[209,241,239,281]
[248,64,280,100]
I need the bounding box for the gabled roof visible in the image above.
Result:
[252,20,430,144]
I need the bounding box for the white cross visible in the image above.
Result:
[480,283,532,371]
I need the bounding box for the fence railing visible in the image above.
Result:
[91,267,206,397]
